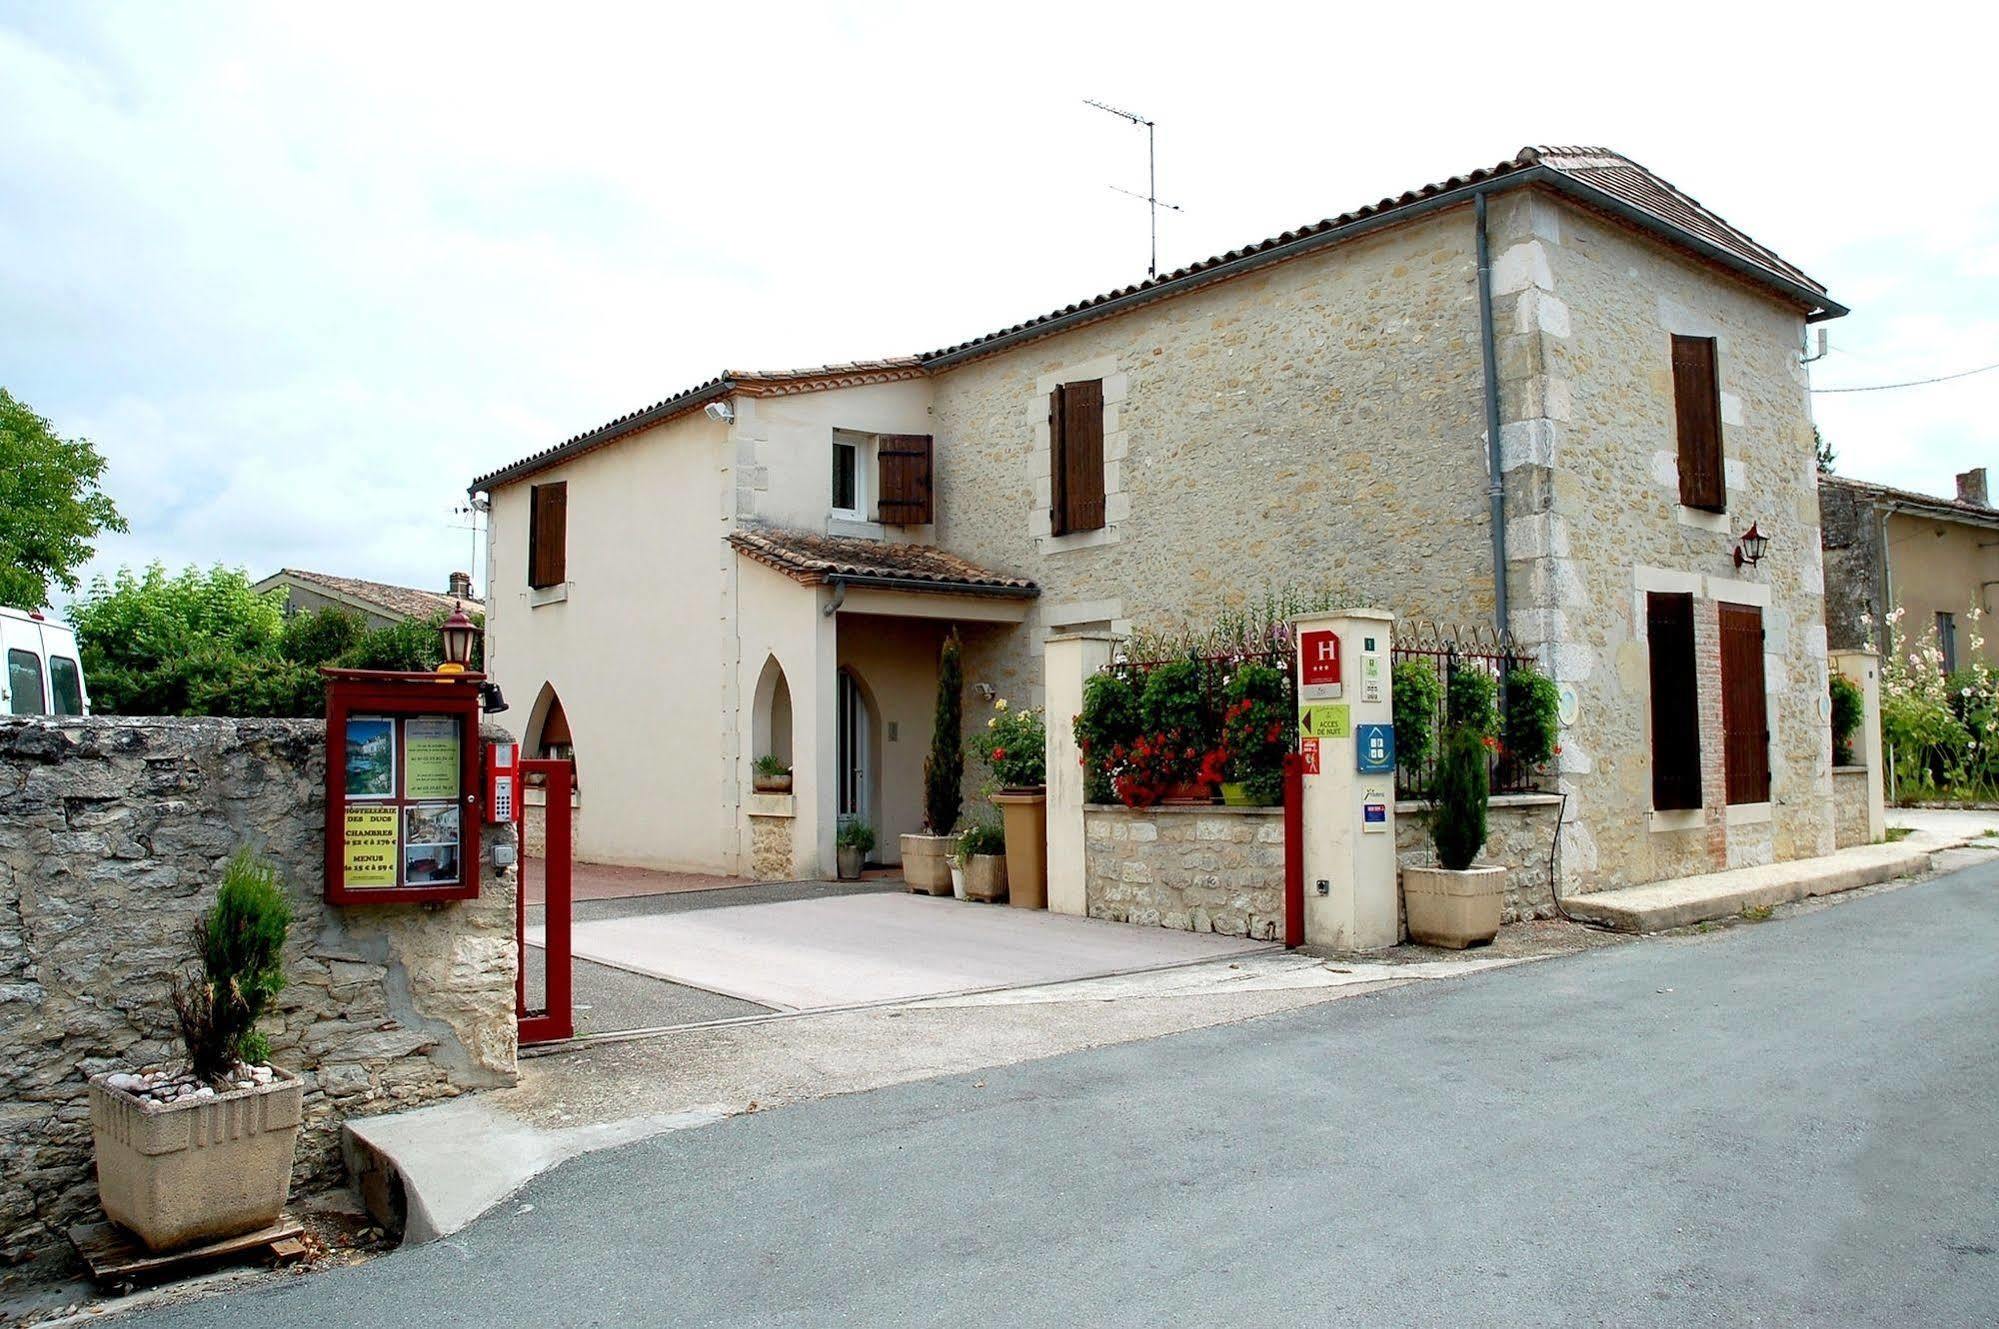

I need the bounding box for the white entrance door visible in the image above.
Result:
[837,669,870,827]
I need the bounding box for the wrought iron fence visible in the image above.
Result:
[1391,620,1543,800]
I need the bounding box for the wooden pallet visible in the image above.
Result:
[69,1214,307,1287]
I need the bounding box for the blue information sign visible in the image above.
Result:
[1355,723,1396,773]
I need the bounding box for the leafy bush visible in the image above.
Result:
[922,629,964,833]
[1445,662,1499,737]
[1392,660,1441,772]
[1503,666,1561,768]
[1829,673,1864,766]
[972,697,1047,789]
[754,753,790,777]
[279,606,366,665]
[1430,724,1491,871]
[956,819,1005,861]
[1221,662,1290,805]
[1139,660,1206,737]
[1075,671,1142,804]
[171,849,290,1082]
[836,820,875,853]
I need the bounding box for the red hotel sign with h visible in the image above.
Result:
[1300,629,1342,689]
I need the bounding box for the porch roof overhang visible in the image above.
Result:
[729,528,1038,623]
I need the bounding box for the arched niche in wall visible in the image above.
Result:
[751,655,794,770]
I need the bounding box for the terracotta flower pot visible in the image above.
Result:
[752,772,793,793]
[989,789,1047,909]
[90,1069,303,1252]
[1402,864,1506,948]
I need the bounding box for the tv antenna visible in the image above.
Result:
[1084,97,1182,280]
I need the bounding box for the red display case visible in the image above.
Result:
[323,669,486,905]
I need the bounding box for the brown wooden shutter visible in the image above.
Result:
[1672,335,1725,511]
[1050,379,1105,535]
[1647,591,1702,811]
[529,482,567,589]
[875,434,933,525]
[1719,602,1771,804]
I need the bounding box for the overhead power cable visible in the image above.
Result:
[1811,360,1999,393]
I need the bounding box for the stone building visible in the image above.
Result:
[1820,468,1999,668]
[469,145,1845,897]
[254,568,483,632]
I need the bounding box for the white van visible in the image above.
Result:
[0,606,90,716]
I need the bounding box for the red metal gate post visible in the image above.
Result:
[518,760,574,1044]
[1282,752,1305,948]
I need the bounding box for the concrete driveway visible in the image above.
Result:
[528,890,1273,1010]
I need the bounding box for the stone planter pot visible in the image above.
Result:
[1402,864,1507,949]
[90,1068,304,1253]
[963,853,1008,903]
[752,771,793,793]
[836,845,864,880]
[899,833,955,895]
[989,789,1047,909]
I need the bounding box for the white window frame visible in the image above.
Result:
[832,430,871,521]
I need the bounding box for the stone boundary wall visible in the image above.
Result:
[1082,795,1566,941]
[0,717,518,1262]
[1832,767,1871,849]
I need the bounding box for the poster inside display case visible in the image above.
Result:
[324,672,483,904]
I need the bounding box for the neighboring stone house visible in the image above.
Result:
[1821,468,1999,670]
[255,568,483,632]
[470,145,1845,896]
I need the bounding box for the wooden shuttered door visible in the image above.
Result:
[1671,335,1726,511]
[876,434,934,525]
[1719,602,1772,805]
[1049,379,1106,536]
[528,482,567,589]
[1647,591,1702,811]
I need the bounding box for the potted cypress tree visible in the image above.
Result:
[901,629,963,895]
[1402,667,1507,948]
[89,849,303,1251]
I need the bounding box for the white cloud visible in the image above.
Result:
[2,0,1994,606]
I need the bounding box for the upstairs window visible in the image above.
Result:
[1671,335,1725,511]
[1049,379,1106,535]
[1647,592,1701,811]
[876,434,934,525]
[832,436,861,515]
[529,482,567,589]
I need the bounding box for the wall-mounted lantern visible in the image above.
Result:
[438,605,481,673]
[1733,522,1770,570]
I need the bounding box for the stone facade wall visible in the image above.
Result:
[1833,767,1872,849]
[0,717,518,1261]
[1083,807,1284,940]
[746,807,795,881]
[1083,795,1565,941]
[1819,477,1884,652]
[1493,189,1836,893]
[1396,795,1565,923]
[928,205,1493,712]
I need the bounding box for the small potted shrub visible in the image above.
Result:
[902,629,963,895]
[90,849,302,1251]
[956,819,1008,903]
[752,753,793,793]
[974,697,1048,909]
[835,820,874,880]
[1075,670,1142,805]
[1403,668,1506,948]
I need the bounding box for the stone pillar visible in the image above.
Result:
[1293,610,1399,949]
[1830,648,1886,843]
[1044,631,1118,917]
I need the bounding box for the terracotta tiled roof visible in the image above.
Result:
[472,144,1841,493]
[261,569,482,620]
[728,528,1038,597]
[1820,474,1999,526]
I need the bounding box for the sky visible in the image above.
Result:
[3,2,1994,610]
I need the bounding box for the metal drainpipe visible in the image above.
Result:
[1475,191,1509,635]
[1877,503,1899,659]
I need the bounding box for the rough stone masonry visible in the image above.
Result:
[0,717,518,1263]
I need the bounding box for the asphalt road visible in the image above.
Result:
[147,859,1999,1327]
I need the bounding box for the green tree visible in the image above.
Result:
[0,388,127,609]
[72,564,288,714]
[1815,426,1836,475]
[923,629,965,833]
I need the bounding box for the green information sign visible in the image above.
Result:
[403,715,461,801]
[1299,703,1352,740]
